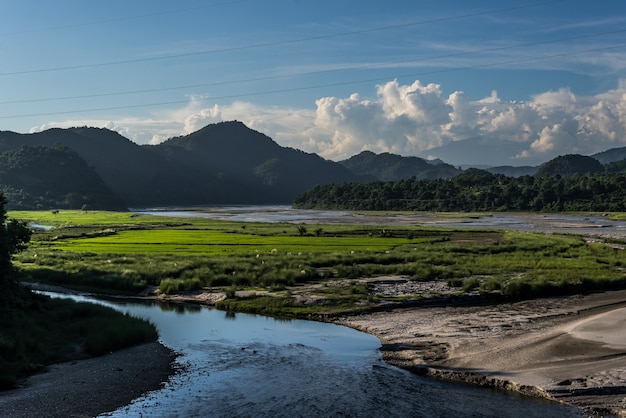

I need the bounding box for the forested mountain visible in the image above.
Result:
[0,121,625,211]
[150,121,364,203]
[0,122,364,209]
[0,145,126,210]
[339,151,460,181]
[0,127,187,206]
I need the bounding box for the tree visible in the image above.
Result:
[0,193,32,306]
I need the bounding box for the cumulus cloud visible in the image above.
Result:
[31,78,626,166]
[299,79,626,165]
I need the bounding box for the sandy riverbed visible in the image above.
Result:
[332,289,626,417]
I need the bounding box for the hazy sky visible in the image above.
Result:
[1,0,625,165]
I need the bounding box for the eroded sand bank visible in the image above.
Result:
[333,289,626,417]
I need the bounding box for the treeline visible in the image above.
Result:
[293,167,626,212]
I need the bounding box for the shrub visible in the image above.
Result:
[462,277,480,292]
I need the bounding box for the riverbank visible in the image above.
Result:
[3,289,625,417]
[332,289,626,417]
[0,341,177,418]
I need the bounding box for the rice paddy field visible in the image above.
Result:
[10,210,626,314]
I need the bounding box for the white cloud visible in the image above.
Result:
[30,78,626,166]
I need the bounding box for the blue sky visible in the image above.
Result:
[1,0,625,166]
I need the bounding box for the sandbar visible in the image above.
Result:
[333,289,626,417]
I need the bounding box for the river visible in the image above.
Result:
[134,205,626,239]
[43,292,580,418]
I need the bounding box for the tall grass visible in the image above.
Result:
[0,293,157,389]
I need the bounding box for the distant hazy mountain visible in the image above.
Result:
[535,154,604,177]
[593,147,626,165]
[339,151,461,181]
[423,135,531,167]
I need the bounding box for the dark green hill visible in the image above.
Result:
[535,154,604,177]
[150,121,364,203]
[0,127,189,206]
[605,159,626,173]
[0,145,126,210]
[339,151,460,181]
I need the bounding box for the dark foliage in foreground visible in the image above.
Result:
[0,295,157,389]
[0,194,157,389]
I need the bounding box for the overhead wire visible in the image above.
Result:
[1,42,623,120]
[3,0,619,122]
[0,0,568,77]
[0,0,247,37]
[0,26,622,106]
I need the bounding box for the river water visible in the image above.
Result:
[134,205,626,239]
[44,293,580,418]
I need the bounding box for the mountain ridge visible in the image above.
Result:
[1,121,625,210]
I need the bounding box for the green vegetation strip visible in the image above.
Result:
[10,210,626,315]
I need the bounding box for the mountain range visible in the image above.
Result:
[0,121,625,210]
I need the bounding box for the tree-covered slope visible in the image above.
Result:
[535,154,604,177]
[0,145,127,210]
[150,121,364,203]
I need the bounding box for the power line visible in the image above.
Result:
[2,24,620,106]
[1,42,622,120]
[0,0,246,37]
[0,0,568,77]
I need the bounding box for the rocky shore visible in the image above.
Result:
[0,341,177,418]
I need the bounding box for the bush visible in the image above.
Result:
[501,279,533,299]
[462,277,480,292]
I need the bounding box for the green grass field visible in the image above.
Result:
[10,210,626,311]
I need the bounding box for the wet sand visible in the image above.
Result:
[333,289,626,417]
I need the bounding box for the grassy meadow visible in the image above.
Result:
[10,210,626,316]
